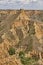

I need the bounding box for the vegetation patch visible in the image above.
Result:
[19,51,39,65]
[19,51,25,58]
[8,47,15,55]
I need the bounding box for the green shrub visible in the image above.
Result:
[8,47,15,55]
[19,51,25,58]
[19,51,39,65]
[20,57,36,65]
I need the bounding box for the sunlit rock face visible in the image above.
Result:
[0,10,43,45]
[34,22,43,44]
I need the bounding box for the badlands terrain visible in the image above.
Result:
[0,10,43,65]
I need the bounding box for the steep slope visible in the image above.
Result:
[0,10,43,65]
